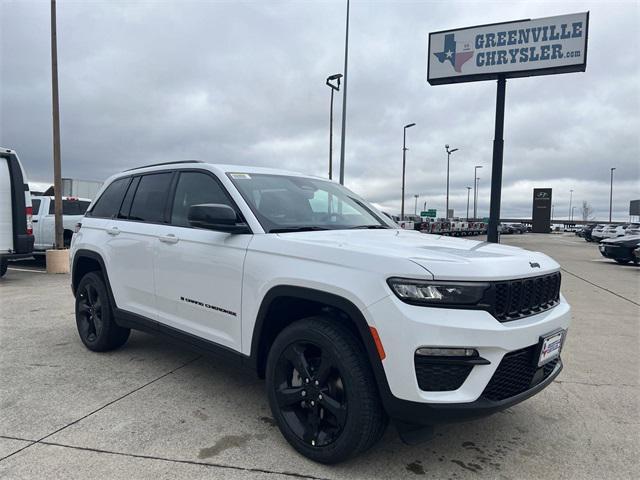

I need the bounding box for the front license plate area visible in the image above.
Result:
[537,330,565,367]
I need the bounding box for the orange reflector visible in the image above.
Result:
[369,326,386,360]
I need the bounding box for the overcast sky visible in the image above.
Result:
[1,0,638,220]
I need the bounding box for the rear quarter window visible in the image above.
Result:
[89,178,130,218]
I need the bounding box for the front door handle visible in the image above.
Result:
[159,234,179,244]
[107,226,120,236]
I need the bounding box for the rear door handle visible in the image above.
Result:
[159,234,179,244]
[106,226,120,236]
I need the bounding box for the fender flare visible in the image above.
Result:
[71,249,118,309]
[249,285,394,405]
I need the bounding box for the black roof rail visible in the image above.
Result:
[123,160,204,172]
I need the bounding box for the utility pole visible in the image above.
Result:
[50,0,63,250]
[609,167,616,222]
[338,0,350,185]
[466,187,471,220]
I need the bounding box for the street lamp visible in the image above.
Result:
[414,194,419,216]
[475,177,481,219]
[466,187,472,221]
[326,73,342,180]
[569,189,573,222]
[445,145,458,219]
[609,167,616,223]
[401,123,416,220]
[571,206,576,223]
[473,165,483,220]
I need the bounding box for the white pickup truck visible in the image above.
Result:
[31,195,91,252]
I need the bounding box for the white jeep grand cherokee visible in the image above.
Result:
[70,161,570,463]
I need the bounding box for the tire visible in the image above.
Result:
[614,259,630,265]
[75,271,130,351]
[266,316,387,463]
[0,258,7,278]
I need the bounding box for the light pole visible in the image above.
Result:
[401,123,416,220]
[338,0,350,185]
[445,145,458,219]
[466,187,472,220]
[609,167,616,222]
[473,165,482,220]
[326,74,342,180]
[571,206,576,222]
[568,189,573,223]
[414,194,419,215]
[551,203,555,221]
[475,177,481,219]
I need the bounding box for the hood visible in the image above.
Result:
[276,229,559,281]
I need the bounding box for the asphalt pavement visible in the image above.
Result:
[0,234,638,479]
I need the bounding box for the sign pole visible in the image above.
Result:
[487,75,506,243]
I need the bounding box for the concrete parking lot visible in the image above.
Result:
[1,234,638,479]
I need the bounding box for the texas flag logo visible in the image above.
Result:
[433,33,474,73]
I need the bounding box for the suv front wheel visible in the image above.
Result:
[75,271,130,351]
[266,316,387,463]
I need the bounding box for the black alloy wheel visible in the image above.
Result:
[77,281,104,344]
[273,341,347,448]
[266,317,387,463]
[75,271,130,351]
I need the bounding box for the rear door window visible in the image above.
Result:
[129,173,174,223]
[90,178,130,218]
[117,176,140,219]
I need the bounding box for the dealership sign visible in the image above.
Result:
[428,12,589,85]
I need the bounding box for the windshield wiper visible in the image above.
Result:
[269,226,330,233]
[348,225,390,229]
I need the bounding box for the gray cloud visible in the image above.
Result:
[1,0,638,220]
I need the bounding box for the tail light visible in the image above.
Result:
[74,222,82,234]
[25,206,33,235]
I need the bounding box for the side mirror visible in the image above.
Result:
[187,204,250,234]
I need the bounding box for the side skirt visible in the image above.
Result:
[113,308,255,375]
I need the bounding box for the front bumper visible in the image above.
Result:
[365,293,570,420]
[599,243,635,260]
[385,359,562,425]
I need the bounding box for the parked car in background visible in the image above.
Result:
[579,224,597,242]
[509,223,527,234]
[0,147,34,277]
[598,235,640,265]
[31,195,91,252]
[624,223,640,236]
[602,224,628,240]
[498,223,514,234]
[591,224,608,242]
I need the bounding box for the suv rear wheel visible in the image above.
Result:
[266,316,387,463]
[75,271,130,351]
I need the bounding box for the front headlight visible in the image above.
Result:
[387,278,489,306]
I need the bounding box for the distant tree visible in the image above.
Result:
[581,201,595,221]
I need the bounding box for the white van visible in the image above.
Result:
[0,148,34,277]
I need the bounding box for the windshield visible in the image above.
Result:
[227,173,394,233]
